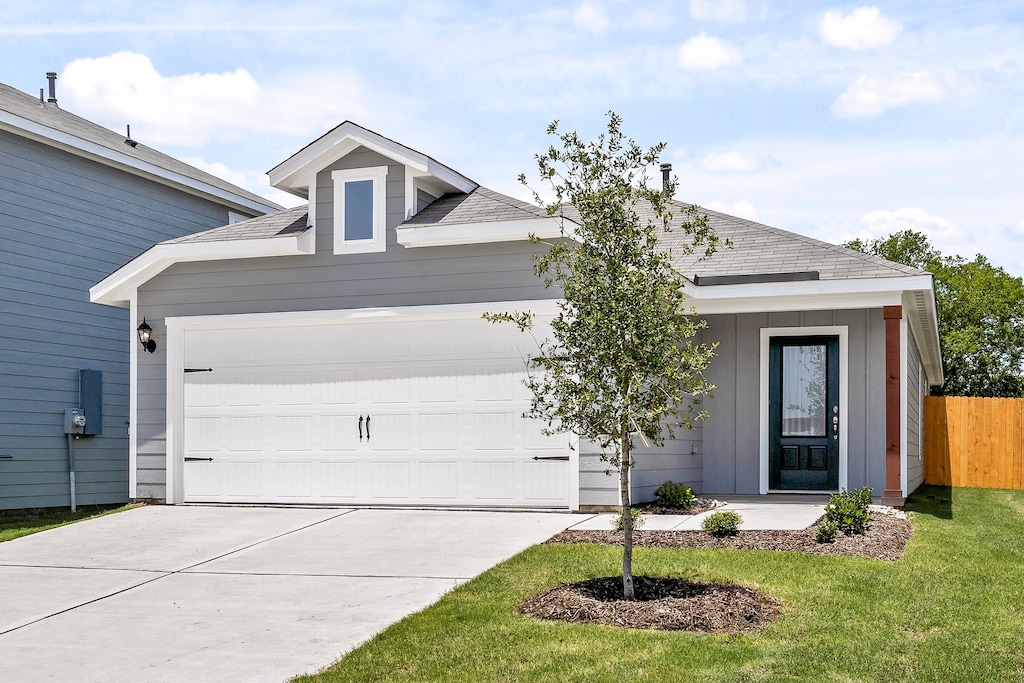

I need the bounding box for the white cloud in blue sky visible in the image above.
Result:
[2,0,1022,275]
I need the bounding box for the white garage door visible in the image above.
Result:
[179,311,570,507]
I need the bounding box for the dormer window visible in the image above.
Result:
[332,166,387,254]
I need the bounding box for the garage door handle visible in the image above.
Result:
[185,457,214,462]
[532,455,569,461]
[365,415,371,441]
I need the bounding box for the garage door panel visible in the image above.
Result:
[184,417,220,452]
[419,413,458,450]
[274,415,313,451]
[225,461,263,497]
[321,414,360,451]
[276,462,313,498]
[181,312,570,507]
[416,461,458,499]
[372,462,410,498]
[320,461,358,498]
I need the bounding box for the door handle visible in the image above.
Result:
[832,406,839,440]
[185,457,214,462]
[358,415,363,441]
[365,415,371,442]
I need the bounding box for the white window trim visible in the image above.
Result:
[759,326,849,495]
[333,166,388,255]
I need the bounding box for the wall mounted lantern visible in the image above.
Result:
[137,318,156,353]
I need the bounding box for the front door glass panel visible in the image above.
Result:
[781,344,827,437]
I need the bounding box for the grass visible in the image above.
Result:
[0,504,137,543]
[295,486,1024,683]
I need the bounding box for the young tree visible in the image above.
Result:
[845,230,1024,397]
[487,113,721,599]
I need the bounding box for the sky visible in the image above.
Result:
[3,1,1023,275]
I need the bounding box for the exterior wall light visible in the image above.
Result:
[137,318,156,353]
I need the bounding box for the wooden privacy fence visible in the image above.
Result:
[924,396,1024,489]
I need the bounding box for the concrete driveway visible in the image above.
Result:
[0,505,578,682]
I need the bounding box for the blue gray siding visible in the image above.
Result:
[0,128,246,510]
[135,154,560,500]
[700,309,888,495]
[906,331,924,494]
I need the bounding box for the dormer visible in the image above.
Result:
[268,122,477,255]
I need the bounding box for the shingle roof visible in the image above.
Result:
[401,186,549,225]
[0,82,280,212]
[657,203,926,280]
[164,206,309,244]
[554,199,923,280]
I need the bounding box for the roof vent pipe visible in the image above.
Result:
[46,72,57,105]
[659,162,672,196]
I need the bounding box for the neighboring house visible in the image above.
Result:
[0,76,281,511]
[91,121,941,510]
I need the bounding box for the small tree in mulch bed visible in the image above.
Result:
[486,113,722,600]
[518,576,779,633]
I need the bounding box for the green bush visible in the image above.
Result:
[815,519,839,543]
[653,481,697,509]
[702,510,742,537]
[824,486,873,535]
[612,507,645,532]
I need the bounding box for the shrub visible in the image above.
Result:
[613,507,644,532]
[815,519,839,543]
[824,486,873,535]
[702,510,742,537]
[653,481,697,509]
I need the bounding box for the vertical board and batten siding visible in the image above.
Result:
[699,308,887,495]
[577,427,704,508]
[924,397,1024,489]
[135,148,562,500]
[0,128,242,509]
[905,333,925,493]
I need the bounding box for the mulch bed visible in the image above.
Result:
[635,498,721,515]
[518,575,780,633]
[548,510,912,561]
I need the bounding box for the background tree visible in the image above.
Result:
[845,230,1024,397]
[487,113,721,599]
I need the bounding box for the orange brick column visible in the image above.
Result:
[882,305,904,504]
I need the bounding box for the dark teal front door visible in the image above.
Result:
[769,336,840,491]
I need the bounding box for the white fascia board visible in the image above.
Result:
[0,111,279,215]
[683,275,934,315]
[90,232,314,308]
[397,217,566,248]
[268,123,476,194]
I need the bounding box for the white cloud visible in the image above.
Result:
[572,1,609,35]
[700,150,757,172]
[858,208,964,242]
[819,6,902,50]
[1012,222,1024,237]
[689,0,747,22]
[60,51,366,147]
[678,33,742,71]
[832,71,947,117]
[706,199,758,220]
[182,157,301,208]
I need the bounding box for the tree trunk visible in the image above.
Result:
[619,428,634,600]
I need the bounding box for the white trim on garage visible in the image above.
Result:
[759,325,850,495]
[164,299,576,507]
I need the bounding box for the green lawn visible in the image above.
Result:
[0,504,136,543]
[296,486,1024,683]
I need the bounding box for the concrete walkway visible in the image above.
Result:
[569,497,827,531]
[0,506,577,683]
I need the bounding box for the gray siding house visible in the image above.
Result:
[0,77,280,511]
[92,121,941,510]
